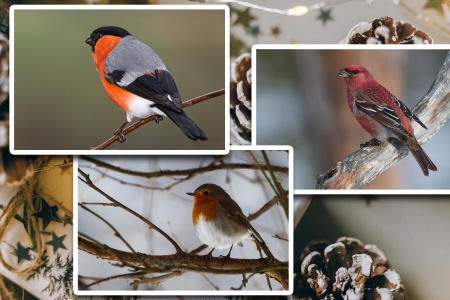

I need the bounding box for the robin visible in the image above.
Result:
[187,183,265,258]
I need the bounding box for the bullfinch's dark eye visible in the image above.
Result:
[203,191,209,196]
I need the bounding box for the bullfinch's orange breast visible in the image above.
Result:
[92,36,133,112]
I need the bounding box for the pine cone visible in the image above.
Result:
[0,32,34,186]
[0,32,8,106]
[0,32,9,149]
[294,237,406,300]
[231,53,251,145]
[340,16,433,44]
[0,0,8,39]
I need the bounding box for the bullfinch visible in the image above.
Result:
[85,26,208,142]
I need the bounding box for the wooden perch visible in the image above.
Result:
[316,50,450,189]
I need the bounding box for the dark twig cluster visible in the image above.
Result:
[77,152,289,290]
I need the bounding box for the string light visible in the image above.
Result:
[288,6,309,16]
[190,0,450,36]
[190,0,375,16]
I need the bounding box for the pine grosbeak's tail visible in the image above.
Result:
[338,64,437,176]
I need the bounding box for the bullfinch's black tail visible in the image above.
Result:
[157,106,208,141]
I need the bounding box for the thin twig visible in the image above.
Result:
[94,89,225,150]
[80,155,288,177]
[79,203,144,266]
[261,150,288,218]
[247,193,285,221]
[78,169,183,253]
[81,272,146,288]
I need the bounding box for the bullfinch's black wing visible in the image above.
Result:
[106,69,207,141]
[106,69,183,112]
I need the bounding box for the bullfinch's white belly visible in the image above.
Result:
[126,95,167,122]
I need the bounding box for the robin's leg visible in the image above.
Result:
[206,247,215,257]
[223,245,233,259]
[220,245,234,267]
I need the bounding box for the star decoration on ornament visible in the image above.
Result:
[248,25,261,38]
[317,8,333,25]
[233,7,256,29]
[11,241,33,264]
[61,214,73,227]
[58,160,73,176]
[270,25,281,38]
[45,232,67,253]
[423,0,445,15]
[231,34,248,57]
[32,197,62,230]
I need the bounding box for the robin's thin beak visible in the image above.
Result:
[186,192,195,196]
[338,68,349,78]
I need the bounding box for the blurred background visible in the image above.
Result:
[77,150,291,292]
[294,194,450,300]
[256,49,450,189]
[13,8,226,151]
[160,0,450,46]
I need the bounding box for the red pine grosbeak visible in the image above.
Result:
[338,65,437,176]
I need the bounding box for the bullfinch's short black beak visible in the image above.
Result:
[85,36,93,46]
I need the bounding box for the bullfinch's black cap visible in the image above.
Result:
[85,26,131,50]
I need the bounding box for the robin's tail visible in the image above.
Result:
[157,106,208,141]
[407,139,437,176]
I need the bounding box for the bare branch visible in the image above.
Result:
[78,237,288,289]
[247,192,286,221]
[317,51,450,189]
[78,151,289,290]
[78,169,183,253]
[80,155,288,178]
[94,89,225,150]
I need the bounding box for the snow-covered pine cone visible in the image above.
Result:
[0,32,9,150]
[0,32,8,107]
[294,237,406,300]
[0,0,8,39]
[340,16,433,44]
[231,53,251,145]
[0,32,34,186]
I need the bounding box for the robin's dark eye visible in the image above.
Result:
[203,191,209,196]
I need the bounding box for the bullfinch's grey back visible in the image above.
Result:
[105,36,167,86]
